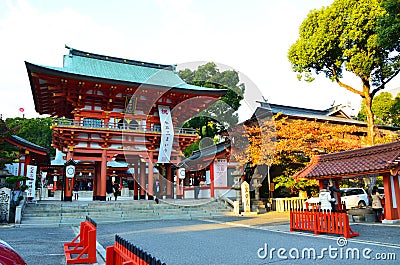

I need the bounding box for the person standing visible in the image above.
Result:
[106,180,113,201]
[73,183,79,200]
[112,181,120,201]
[193,176,200,199]
[318,185,335,211]
[328,180,341,211]
[371,186,384,222]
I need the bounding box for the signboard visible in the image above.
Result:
[66,165,75,178]
[157,105,174,163]
[213,159,227,187]
[26,165,37,198]
[178,168,186,179]
[241,181,251,213]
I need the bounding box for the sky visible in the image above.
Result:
[0,0,399,120]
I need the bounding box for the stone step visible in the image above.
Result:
[20,200,231,226]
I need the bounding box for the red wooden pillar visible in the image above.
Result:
[147,152,154,200]
[93,162,100,200]
[158,165,164,199]
[98,149,107,201]
[140,160,146,199]
[383,173,396,220]
[319,179,324,190]
[166,164,173,199]
[133,164,139,200]
[393,174,400,220]
[175,167,182,199]
[210,161,215,199]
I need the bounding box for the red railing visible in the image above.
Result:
[290,209,359,238]
[64,216,97,264]
[106,234,166,265]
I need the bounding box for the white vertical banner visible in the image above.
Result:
[157,105,174,163]
[13,163,19,176]
[214,159,228,187]
[26,165,37,198]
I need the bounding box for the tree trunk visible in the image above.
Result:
[363,90,375,146]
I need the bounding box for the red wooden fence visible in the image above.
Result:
[64,216,97,264]
[106,234,166,265]
[290,209,359,238]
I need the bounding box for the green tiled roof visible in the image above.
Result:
[39,47,223,92]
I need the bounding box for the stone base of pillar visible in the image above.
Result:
[148,195,154,200]
[139,195,146,200]
[251,199,266,213]
[64,196,72,202]
[176,195,182,199]
[165,195,173,199]
[133,195,138,200]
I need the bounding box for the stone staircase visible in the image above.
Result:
[18,199,232,227]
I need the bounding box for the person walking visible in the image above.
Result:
[73,183,79,200]
[318,185,335,211]
[112,181,120,201]
[106,180,113,201]
[371,186,384,222]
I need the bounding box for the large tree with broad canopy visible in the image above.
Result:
[288,0,400,145]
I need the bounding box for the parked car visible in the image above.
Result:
[303,197,320,210]
[340,188,369,208]
[0,239,26,265]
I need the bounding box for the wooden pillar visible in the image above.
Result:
[383,173,397,220]
[93,162,100,200]
[166,164,173,199]
[133,164,139,200]
[210,162,215,199]
[393,174,400,220]
[98,149,107,201]
[318,179,324,190]
[23,151,30,177]
[147,152,154,200]
[159,165,164,199]
[140,160,146,199]
[64,150,73,201]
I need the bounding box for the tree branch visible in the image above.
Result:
[372,68,400,96]
[331,66,364,97]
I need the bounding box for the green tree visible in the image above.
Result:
[392,92,400,127]
[5,117,54,155]
[288,0,400,146]
[357,92,397,125]
[0,119,20,169]
[179,62,245,156]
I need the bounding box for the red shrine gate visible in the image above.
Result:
[26,46,226,201]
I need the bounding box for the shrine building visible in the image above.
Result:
[25,46,226,201]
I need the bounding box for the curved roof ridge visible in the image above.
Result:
[65,45,176,71]
[318,141,400,162]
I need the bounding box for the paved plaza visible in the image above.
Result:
[0,211,400,265]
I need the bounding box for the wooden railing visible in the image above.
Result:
[271,197,307,212]
[55,118,197,135]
